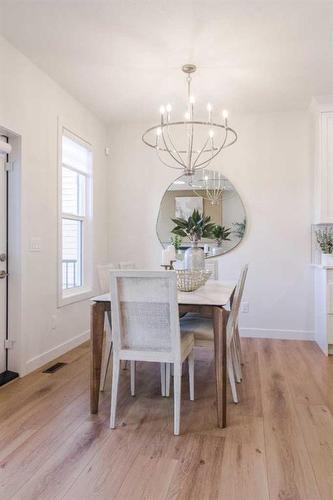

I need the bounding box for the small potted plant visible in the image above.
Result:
[212,225,232,247]
[170,235,184,261]
[171,209,215,270]
[315,227,333,266]
[232,218,247,239]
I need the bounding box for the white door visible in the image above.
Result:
[0,149,7,373]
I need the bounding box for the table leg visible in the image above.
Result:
[90,302,105,414]
[213,306,228,428]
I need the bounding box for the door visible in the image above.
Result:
[0,144,7,374]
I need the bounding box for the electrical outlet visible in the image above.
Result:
[241,301,249,313]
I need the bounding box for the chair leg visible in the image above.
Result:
[165,363,171,397]
[188,351,194,401]
[228,350,239,404]
[232,337,242,383]
[173,363,182,435]
[100,337,112,392]
[160,363,166,397]
[130,360,136,396]
[235,325,243,365]
[110,357,120,428]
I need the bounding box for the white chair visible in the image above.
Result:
[119,261,136,269]
[97,263,117,391]
[97,263,118,293]
[180,265,248,403]
[110,270,195,435]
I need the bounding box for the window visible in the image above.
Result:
[59,128,92,304]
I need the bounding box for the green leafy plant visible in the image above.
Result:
[212,225,232,247]
[316,228,333,254]
[171,209,215,243]
[232,218,246,239]
[170,235,183,251]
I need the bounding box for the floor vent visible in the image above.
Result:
[43,362,67,373]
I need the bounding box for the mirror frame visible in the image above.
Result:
[156,171,247,258]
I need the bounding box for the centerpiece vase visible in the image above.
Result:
[184,241,205,271]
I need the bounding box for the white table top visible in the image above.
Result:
[92,280,236,307]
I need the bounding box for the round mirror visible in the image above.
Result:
[156,170,246,259]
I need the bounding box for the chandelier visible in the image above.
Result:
[189,170,228,205]
[142,64,237,176]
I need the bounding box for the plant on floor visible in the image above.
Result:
[212,224,232,247]
[315,227,333,254]
[170,234,183,251]
[171,209,215,243]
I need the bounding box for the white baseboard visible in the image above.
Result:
[23,330,90,376]
[240,327,314,341]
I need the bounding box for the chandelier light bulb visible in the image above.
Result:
[184,111,191,120]
[159,105,165,115]
[207,103,212,112]
[209,129,214,138]
[166,104,172,112]
[156,127,162,136]
[189,95,195,104]
[222,110,228,119]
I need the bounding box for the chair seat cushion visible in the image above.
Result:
[180,315,214,342]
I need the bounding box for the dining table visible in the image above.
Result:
[90,279,236,428]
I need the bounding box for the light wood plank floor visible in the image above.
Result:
[0,338,333,499]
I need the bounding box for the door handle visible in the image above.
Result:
[0,270,8,279]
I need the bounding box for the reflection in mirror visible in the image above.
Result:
[156,170,246,262]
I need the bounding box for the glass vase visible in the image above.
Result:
[184,241,205,271]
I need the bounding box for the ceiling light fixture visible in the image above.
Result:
[142,64,237,176]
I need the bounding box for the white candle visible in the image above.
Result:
[162,248,170,265]
[167,245,176,261]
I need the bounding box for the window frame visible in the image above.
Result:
[57,121,93,307]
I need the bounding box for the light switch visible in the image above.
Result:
[29,237,41,252]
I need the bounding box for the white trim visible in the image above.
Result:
[22,330,90,376]
[240,327,314,341]
[57,117,94,308]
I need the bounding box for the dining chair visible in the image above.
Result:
[97,263,118,293]
[179,265,248,403]
[97,263,117,391]
[110,270,195,435]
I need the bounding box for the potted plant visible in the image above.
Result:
[212,225,232,247]
[170,235,184,262]
[315,227,333,266]
[232,218,246,239]
[171,209,215,270]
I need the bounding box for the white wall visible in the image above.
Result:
[0,35,109,375]
[108,111,314,340]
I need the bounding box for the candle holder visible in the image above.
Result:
[160,260,176,271]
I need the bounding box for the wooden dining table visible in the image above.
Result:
[90,279,236,428]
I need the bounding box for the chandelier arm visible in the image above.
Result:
[194,127,230,169]
[165,125,184,164]
[155,149,185,170]
[192,136,210,169]
[187,121,195,173]
[161,127,186,169]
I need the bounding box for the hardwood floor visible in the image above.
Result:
[0,338,333,499]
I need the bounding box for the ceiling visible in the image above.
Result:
[0,1,332,123]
